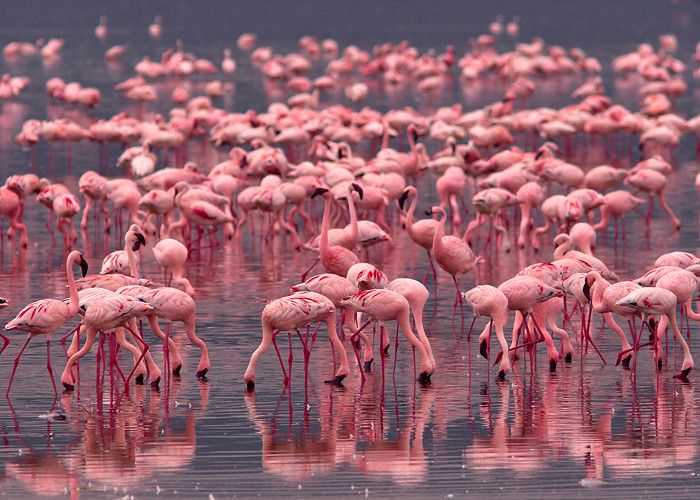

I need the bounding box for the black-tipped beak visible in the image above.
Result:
[132,232,145,251]
[337,149,345,159]
[411,128,418,143]
[424,208,433,216]
[398,190,408,210]
[240,156,247,168]
[352,183,364,200]
[311,187,328,199]
[535,150,543,160]
[648,316,656,331]
[582,280,591,302]
[80,257,89,277]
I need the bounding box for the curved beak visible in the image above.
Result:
[582,280,591,302]
[398,190,409,210]
[352,183,364,200]
[80,257,89,278]
[311,187,328,199]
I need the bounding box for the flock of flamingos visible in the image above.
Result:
[1,14,700,405]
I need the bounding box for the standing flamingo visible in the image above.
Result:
[398,186,438,283]
[243,291,349,389]
[463,285,511,379]
[307,187,359,279]
[616,287,693,380]
[152,237,195,296]
[5,250,88,396]
[428,206,482,324]
[340,289,436,383]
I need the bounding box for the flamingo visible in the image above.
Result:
[340,289,436,383]
[428,205,482,324]
[152,237,195,296]
[463,285,511,379]
[616,287,693,380]
[243,291,349,390]
[5,250,88,396]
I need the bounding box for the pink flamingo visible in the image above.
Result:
[60,292,154,391]
[386,278,436,372]
[116,285,210,379]
[101,224,146,275]
[0,186,28,247]
[243,291,349,390]
[398,185,438,283]
[340,289,435,383]
[617,287,693,380]
[499,276,561,371]
[428,206,482,324]
[463,285,511,379]
[153,237,195,296]
[4,250,88,396]
[306,187,359,279]
[583,271,638,367]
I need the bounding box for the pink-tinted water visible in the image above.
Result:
[0,0,700,497]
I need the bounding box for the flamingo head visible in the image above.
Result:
[310,187,329,199]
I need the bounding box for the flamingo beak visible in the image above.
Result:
[311,187,328,199]
[398,190,408,210]
[352,183,364,200]
[582,280,591,302]
[80,257,89,278]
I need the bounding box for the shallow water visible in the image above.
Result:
[1,0,700,497]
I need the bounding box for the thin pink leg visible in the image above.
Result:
[6,336,31,398]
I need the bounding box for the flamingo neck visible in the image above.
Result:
[432,210,446,252]
[66,256,79,316]
[320,195,331,256]
[405,192,417,229]
[346,190,359,247]
[381,123,390,150]
[553,241,569,260]
[126,241,138,277]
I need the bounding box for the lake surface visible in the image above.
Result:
[1,0,700,497]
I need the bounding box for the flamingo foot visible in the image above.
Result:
[480,340,488,359]
[549,359,557,372]
[675,367,692,381]
[363,360,373,373]
[324,374,346,386]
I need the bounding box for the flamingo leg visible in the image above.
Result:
[6,336,32,398]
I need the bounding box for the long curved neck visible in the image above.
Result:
[320,195,331,256]
[407,128,416,155]
[591,275,609,308]
[405,193,417,235]
[346,190,359,246]
[432,210,445,252]
[125,240,139,277]
[381,123,390,150]
[553,241,569,260]
[66,257,79,315]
